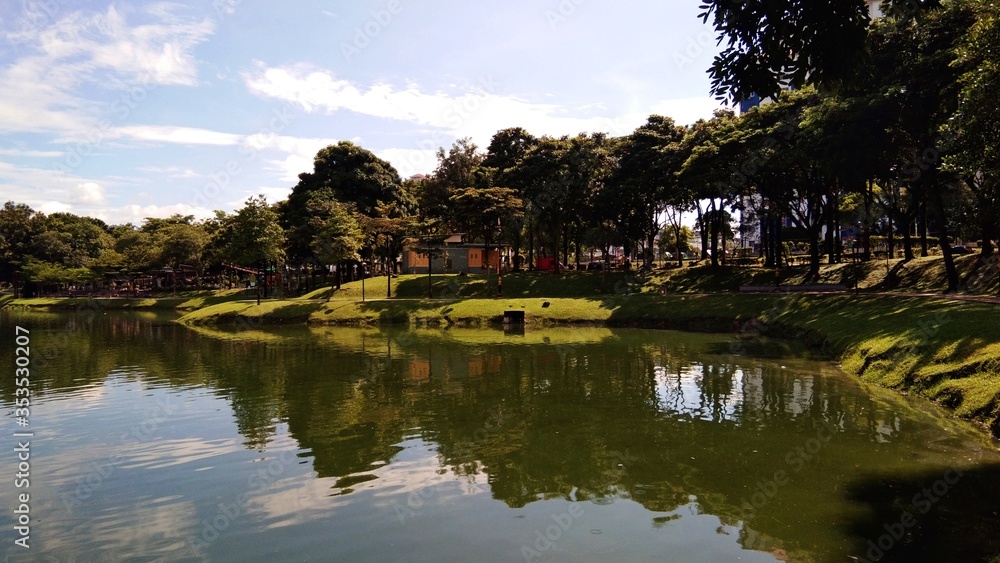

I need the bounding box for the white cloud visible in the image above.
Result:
[0,161,106,211]
[243,64,727,149]
[119,202,215,222]
[239,133,339,183]
[376,148,438,178]
[136,166,202,178]
[75,181,105,203]
[0,148,64,157]
[38,201,73,214]
[113,125,244,145]
[0,5,215,136]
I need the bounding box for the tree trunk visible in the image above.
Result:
[562,224,569,268]
[919,201,929,257]
[887,212,895,261]
[674,222,684,267]
[762,214,773,267]
[863,181,873,262]
[697,204,708,260]
[527,219,534,270]
[512,220,523,271]
[808,227,821,280]
[709,202,720,267]
[574,224,582,269]
[902,215,914,260]
[981,218,995,257]
[928,180,958,292]
[645,231,656,269]
[553,213,561,273]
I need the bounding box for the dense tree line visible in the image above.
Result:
[1,0,996,295]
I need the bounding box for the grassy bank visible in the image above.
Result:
[2,289,251,311]
[178,288,1000,438]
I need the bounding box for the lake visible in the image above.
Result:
[2,310,999,562]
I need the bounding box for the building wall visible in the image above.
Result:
[402,246,502,274]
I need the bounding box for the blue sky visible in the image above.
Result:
[0,0,727,225]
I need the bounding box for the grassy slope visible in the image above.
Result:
[3,289,250,311]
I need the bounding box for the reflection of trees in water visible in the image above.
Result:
[3,315,988,558]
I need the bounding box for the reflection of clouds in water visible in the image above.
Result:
[119,437,241,471]
[37,496,200,560]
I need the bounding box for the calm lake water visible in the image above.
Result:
[2,310,999,562]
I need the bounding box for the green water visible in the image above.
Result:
[1,310,999,562]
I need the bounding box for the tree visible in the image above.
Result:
[659,224,693,260]
[450,186,523,291]
[282,141,405,261]
[310,200,363,296]
[114,228,157,291]
[678,110,743,267]
[945,0,1000,267]
[484,127,538,270]
[700,0,873,103]
[608,116,688,268]
[225,196,285,303]
[0,202,46,293]
[417,138,485,228]
[867,2,978,290]
[355,200,414,298]
[157,223,210,291]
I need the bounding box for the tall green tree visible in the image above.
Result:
[157,223,210,290]
[608,116,687,268]
[484,127,538,270]
[282,141,405,261]
[945,0,1000,263]
[700,0,873,103]
[416,138,484,228]
[310,200,363,294]
[450,185,523,287]
[225,196,285,301]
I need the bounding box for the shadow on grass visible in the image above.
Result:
[351,299,449,324]
[266,301,325,322]
[835,464,1000,562]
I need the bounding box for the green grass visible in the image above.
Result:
[3,289,251,311]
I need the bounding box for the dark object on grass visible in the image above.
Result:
[542,301,550,308]
[504,310,525,325]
